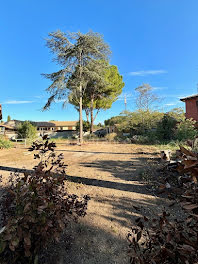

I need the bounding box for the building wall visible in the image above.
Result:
[47,131,77,138]
[0,104,2,120]
[37,126,76,131]
[185,98,198,121]
[0,127,5,133]
[3,132,17,139]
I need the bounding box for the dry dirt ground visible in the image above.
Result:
[0,142,176,264]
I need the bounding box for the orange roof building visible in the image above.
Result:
[34,121,78,132]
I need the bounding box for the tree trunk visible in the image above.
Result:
[93,109,99,122]
[85,109,90,122]
[79,86,83,144]
[90,97,94,134]
[79,50,83,144]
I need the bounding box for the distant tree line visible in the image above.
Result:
[104,107,197,143]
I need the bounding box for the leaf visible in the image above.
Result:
[24,202,31,212]
[165,182,171,189]
[42,134,48,140]
[4,233,12,241]
[24,236,31,247]
[133,206,140,211]
[25,249,31,257]
[159,184,165,190]
[180,146,197,157]
[0,226,6,234]
[137,231,142,242]
[54,232,60,242]
[58,220,65,230]
[192,174,198,183]
[166,232,171,243]
[177,163,185,173]
[182,204,198,211]
[135,217,141,223]
[137,221,144,230]
[9,243,15,251]
[0,240,6,254]
[7,189,16,196]
[11,238,19,247]
[34,255,39,264]
[178,244,195,253]
[190,213,198,219]
[183,160,198,168]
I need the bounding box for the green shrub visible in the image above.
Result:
[131,135,149,144]
[0,136,89,263]
[84,133,98,140]
[105,132,118,141]
[145,130,159,144]
[17,121,37,141]
[156,114,177,141]
[175,118,197,141]
[0,136,12,149]
[76,120,91,132]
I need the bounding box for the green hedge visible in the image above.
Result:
[0,136,12,149]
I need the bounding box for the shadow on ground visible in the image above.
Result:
[66,174,151,194]
[40,196,168,264]
[80,157,159,182]
[0,165,151,194]
[39,220,129,264]
[57,149,133,155]
[57,149,160,156]
[91,196,166,229]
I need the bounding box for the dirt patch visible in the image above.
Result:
[0,143,180,264]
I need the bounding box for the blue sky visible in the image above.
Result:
[1,0,198,123]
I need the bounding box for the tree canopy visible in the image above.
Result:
[7,115,11,122]
[43,30,111,142]
[17,121,37,140]
[68,60,124,132]
[135,83,159,111]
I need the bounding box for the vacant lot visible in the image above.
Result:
[0,142,174,264]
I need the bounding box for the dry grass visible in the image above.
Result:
[0,142,177,264]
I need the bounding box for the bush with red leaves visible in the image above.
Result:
[128,212,198,264]
[128,142,198,264]
[0,136,90,264]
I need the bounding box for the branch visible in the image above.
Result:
[93,109,100,122]
[42,94,57,111]
[85,109,90,122]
